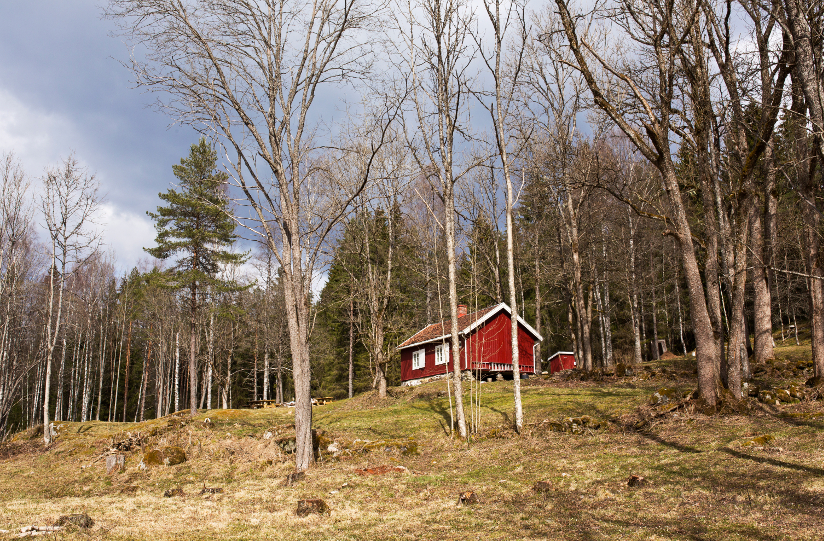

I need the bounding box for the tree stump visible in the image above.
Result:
[105,454,125,474]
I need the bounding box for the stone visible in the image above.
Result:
[457,491,479,505]
[55,514,93,529]
[788,385,806,400]
[139,449,163,469]
[105,454,125,474]
[296,499,329,517]
[283,471,306,486]
[758,390,777,404]
[627,475,648,487]
[774,389,792,403]
[139,447,186,469]
[162,447,187,466]
[276,436,297,454]
[650,388,679,406]
[532,481,554,493]
[163,488,184,497]
[742,434,774,447]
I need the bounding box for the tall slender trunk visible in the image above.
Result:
[207,312,214,410]
[751,150,775,363]
[348,286,354,399]
[534,230,543,374]
[123,320,132,422]
[445,182,469,439]
[651,257,660,362]
[174,331,180,412]
[138,338,151,422]
[96,305,107,421]
[263,349,270,401]
[629,211,643,365]
[189,282,197,415]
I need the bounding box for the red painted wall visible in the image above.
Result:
[549,354,575,373]
[400,341,460,382]
[401,311,536,382]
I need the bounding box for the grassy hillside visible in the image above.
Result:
[1,345,822,540]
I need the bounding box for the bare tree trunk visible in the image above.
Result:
[189,280,197,416]
[628,211,643,366]
[207,312,214,410]
[534,232,543,374]
[123,320,132,422]
[263,350,270,401]
[751,150,775,363]
[348,289,354,399]
[174,331,179,412]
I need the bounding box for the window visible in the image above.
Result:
[435,343,449,365]
[412,348,426,370]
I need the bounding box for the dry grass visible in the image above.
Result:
[1,347,823,540]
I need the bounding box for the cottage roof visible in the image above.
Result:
[397,302,542,350]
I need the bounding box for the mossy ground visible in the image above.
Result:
[1,343,822,540]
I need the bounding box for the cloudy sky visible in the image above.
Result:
[0,2,201,272]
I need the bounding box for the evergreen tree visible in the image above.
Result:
[145,138,247,415]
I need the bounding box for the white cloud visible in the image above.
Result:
[0,88,78,174]
[97,202,156,273]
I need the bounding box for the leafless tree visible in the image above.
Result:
[106,0,401,470]
[474,0,528,431]
[40,155,101,443]
[0,153,36,438]
[395,0,478,439]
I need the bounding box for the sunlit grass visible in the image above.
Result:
[0,344,822,539]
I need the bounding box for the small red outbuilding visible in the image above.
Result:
[547,351,576,373]
[397,303,543,385]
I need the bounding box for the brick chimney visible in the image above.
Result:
[457,304,468,318]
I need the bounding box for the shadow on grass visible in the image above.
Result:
[411,399,453,437]
[719,446,824,477]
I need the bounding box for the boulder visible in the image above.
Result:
[163,446,187,466]
[296,499,329,517]
[139,447,187,469]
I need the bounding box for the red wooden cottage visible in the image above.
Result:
[397,303,543,385]
[547,351,576,374]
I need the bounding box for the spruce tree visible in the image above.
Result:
[145,138,246,415]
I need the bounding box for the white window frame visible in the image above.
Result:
[435,343,449,366]
[412,348,426,370]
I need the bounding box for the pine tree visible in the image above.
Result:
[145,138,246,415]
